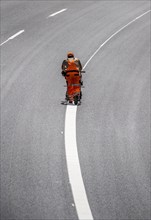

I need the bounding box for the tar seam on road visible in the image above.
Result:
[64,9,150,220]
[0,30,25,46]
[47,8,67,18]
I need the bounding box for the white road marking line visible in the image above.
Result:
[83,9,151,69]
[9,30,25,39]
[65,9,150,220]
[0,30,25,46]
[47,8,67,18]
[65,106,93,220]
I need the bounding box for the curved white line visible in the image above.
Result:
[83,9,151,69]
[65,9,150,220]
[65,106,93,219]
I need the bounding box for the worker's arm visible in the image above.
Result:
[61,60,68,76]
[78,60,83,71]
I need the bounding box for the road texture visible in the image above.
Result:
[1,1,150,219]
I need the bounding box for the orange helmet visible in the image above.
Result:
[67,51,74,58]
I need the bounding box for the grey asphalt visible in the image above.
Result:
[1,1,150,220]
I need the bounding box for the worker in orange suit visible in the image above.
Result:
[61,52,83,103]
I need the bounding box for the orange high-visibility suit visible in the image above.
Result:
[62,58,82,101]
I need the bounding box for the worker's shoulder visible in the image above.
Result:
[62,59,68,64]
[74,58,81,62]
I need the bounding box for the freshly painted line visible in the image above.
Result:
[47,8,67,18]
[83,9,151,69]
[65,9,150,220]
[65,106,93,220]
[0,30,24,46]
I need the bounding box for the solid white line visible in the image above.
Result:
[0,30,25,46]
[83,10,151,69]
[65,106,93,220]
[48,8,67,18]
[65,9,150,220]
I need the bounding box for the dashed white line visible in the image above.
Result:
[65,9,150,220]
[0,30,25,46]
[9,30,25,39]
[47,8,67,18]
[0,39,10,46]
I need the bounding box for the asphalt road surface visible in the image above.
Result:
[1,1,150,220]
